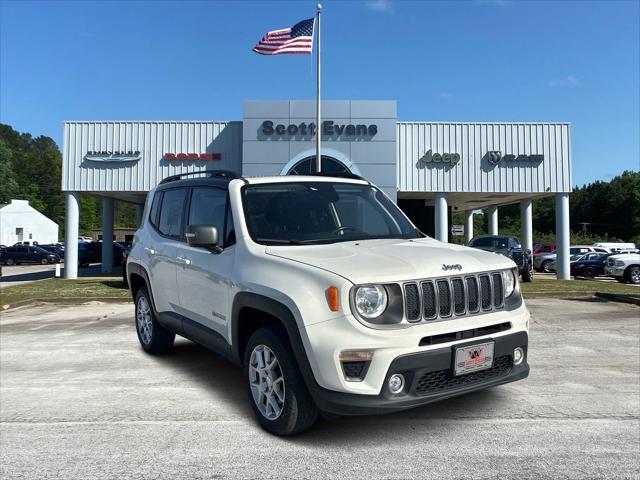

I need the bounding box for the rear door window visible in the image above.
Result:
[158,188,187,239]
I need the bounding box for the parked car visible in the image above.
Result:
[570,253,615,278]
[0,245,59,265]
[605,253,640,284]
[532,243,555,254]
[534,245,606,273]
[118,241,133,250]
[127,171,530,435]
[593,242,636,252]
[78,241,127,267]
[39,244,65,260]
[467,235,533,282]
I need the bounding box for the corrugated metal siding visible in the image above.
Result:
[396,122,571,193]
[62,121,243,192]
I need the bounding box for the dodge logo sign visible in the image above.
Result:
[164,153,221,161]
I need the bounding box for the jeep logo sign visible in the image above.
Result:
[442,264,463,271]
[488,151,544,166]
[261,120,377,138]
[420,149,461,165]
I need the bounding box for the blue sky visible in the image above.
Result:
[1,0,638,186]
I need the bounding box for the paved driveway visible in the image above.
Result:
[1,299,638,479]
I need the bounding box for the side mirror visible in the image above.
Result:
[186,225,222,253]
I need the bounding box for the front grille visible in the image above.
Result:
[402,271,505,323]
[414,355,513,395]
[512,251,525,267]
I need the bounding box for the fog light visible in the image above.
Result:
[388,374,405,394]
[513,347,524,365]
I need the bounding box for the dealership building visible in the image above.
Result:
[61,100,572,278]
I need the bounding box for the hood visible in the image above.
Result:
[265,238,515,285]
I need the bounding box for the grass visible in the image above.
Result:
[0,279,131,308]
[520,277,640,298]
[1,276,638,309]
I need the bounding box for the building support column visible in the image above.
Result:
[434,193,448,243]
[520,199,533,252]
[464,210,474,245]
[488,205,499,236]
[555,193,571,280]
[136,204,144,227]
[101,197,114,274]
[64,192,79,279]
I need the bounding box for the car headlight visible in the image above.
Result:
[615,260,624,266]
[354,285,388,319]
[501,269,516,298]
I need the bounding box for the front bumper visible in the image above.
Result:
[605,266,624,276]
[311,331,529,416]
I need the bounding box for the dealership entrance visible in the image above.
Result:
[60,99,572,280]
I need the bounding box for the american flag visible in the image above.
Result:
[253,18,315,55]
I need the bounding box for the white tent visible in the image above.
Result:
[0,199,59,246]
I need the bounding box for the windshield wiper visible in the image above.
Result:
[254,238,309,245]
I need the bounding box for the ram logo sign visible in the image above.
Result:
[488,151,544,166]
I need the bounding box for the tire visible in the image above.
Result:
[522,261,534,282]
[541,260,553,273]
[243,327,318,436]
[625,266,640,285]
[40,258,48,265]
[584,267,597,279]
[6,258,15,266]
[134,286,175,354]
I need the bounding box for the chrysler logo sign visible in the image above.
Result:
[488,151,544,165]
[261,120,377,138]
[84,151,141,162]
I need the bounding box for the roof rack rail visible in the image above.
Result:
[304,171,366,181]
[159,170,240,184]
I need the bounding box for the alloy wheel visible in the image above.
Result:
[136,296,153,345]
[248,344,285,420]
[630,268,640,284]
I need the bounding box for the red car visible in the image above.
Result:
[533,243,555,254]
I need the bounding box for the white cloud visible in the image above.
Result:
[365,0,393,13]
[548,75,582,88]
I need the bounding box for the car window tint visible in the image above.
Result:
[158,188,187,238]
[188,187,227,230]
[225,200,236,246]
[149,192,162,227]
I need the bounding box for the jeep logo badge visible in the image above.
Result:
[442,264,462,271]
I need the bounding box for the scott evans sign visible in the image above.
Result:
[163,152,221,161]
[420,149,460,165]
[488,151,543,166]
[261,120,377,139]
[84,151,141,162]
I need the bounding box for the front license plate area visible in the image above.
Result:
[454,342,494,376]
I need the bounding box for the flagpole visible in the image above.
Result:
[315,3,322,173]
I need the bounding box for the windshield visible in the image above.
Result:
[241,182,421,245]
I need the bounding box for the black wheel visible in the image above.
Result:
[122,262,128,287]
[40,258,48,265]
[134,286,175,354]
[6,258,15,266]
[625,266,640,285]
[584,267,597,279]
[541,260,553,273]
[522,262,534,282]
[243,327,318,436]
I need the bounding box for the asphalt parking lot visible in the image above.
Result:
[1,298,639,479]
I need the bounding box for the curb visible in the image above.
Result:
[594,292,640,306]
[1,297,132,311]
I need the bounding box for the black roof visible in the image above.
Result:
[157,170,241,190]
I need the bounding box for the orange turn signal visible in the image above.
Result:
[326,286,339,312]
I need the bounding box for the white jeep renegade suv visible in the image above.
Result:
[127,170,530,435]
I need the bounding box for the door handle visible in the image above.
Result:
[144,247,156,255]
[176,256,192,265]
